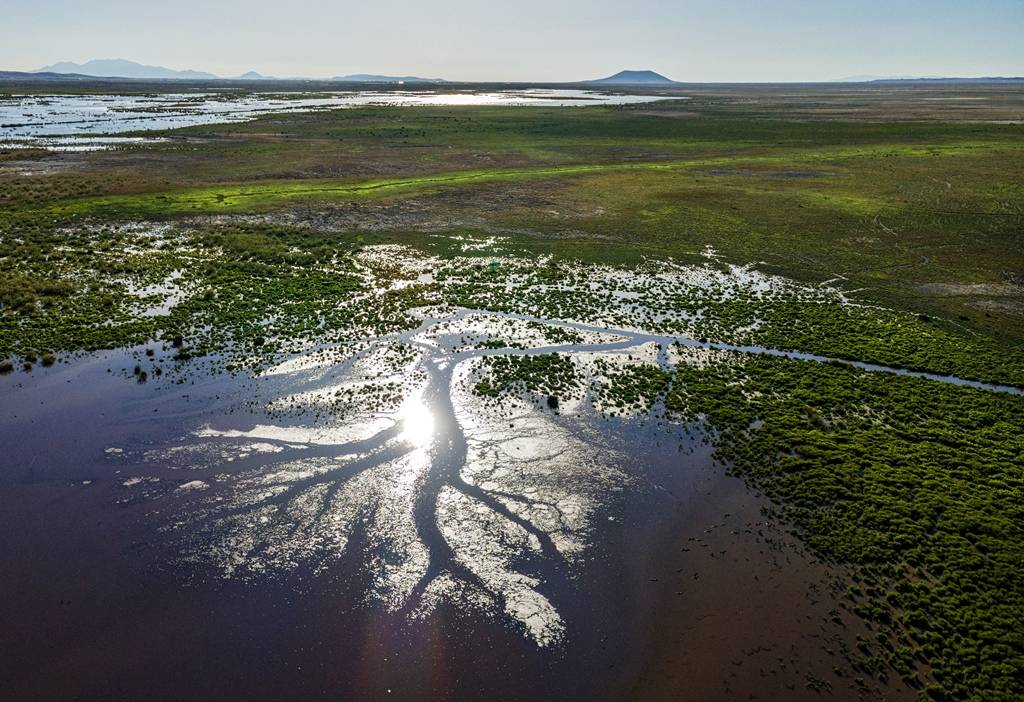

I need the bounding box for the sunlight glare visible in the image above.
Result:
[399,392,434,448]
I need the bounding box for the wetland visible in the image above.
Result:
[1,82,1023,701]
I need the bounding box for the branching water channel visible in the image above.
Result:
[114,296,1020,647]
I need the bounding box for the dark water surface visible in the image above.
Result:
[0,350,899,701]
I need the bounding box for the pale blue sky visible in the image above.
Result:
[4,0,1022,81]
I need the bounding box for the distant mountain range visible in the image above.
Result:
[9,61,1022,85]
[36,59,219,80]
[840,74,1024,84]
[586,70,678,85]
[30,59,446,83]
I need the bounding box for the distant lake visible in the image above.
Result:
[0,90,677,150]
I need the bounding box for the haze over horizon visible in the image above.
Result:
[4,0,1023,82]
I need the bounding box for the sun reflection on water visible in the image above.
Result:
[399,392,435,448]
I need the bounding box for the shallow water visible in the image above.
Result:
[495,310,1024,396]
[0,90,673,150]
[0,341,878,700]
[0,284,964,699]
[2,241,968,700]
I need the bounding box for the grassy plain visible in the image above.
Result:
[4,86,1022,337]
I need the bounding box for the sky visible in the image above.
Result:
[3,0,1023,81]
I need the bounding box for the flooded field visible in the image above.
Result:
[0,247,876,699]
[0,90,672,150]
[0,363,866,700]
[4,228,1019,699]
[2,87,1023,701]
